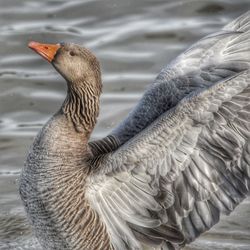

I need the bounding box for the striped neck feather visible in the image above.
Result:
[62,80,101,134]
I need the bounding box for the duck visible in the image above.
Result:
[19,11,250,250]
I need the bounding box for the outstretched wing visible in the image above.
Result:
[86,70,250,250]
[110,11,250,146]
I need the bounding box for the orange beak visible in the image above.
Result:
[28,41,61,62]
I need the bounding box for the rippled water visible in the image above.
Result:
[1,0,250,249]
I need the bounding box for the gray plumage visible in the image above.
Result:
[19,11,250,250]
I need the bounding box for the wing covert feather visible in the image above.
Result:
[86,11,250,250]
[111,11,250,146]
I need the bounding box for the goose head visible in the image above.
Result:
[28,41,102,89]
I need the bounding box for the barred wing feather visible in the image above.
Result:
[111,11,250,145]
[87,70,250,249]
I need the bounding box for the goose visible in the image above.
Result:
[19,11,250,250]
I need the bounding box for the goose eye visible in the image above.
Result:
[69,51,75,56]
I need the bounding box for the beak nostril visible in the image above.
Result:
[44,46,49,50]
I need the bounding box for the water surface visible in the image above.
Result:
[0,0,250,249]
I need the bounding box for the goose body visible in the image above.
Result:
[19,11,250,250]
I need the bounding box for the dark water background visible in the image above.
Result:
[0,0,250,249]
